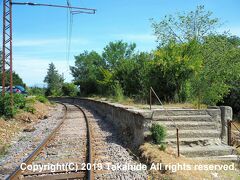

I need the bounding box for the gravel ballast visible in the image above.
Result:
[83,106,148,179]
[0,103,148,179]
[0,104,64,179]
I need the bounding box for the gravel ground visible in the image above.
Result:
[0,103,148,179]
[0,104,64,179]
[82,106,148,179]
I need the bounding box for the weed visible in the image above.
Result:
[151,124,167,144]
[24,105,36,114]
[158,144,167,151]
[0,144,10,158]
[36,95,48,104]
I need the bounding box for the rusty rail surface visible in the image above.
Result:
[75,104,94,180]
[7,102,94,180]
[7,102,68,180]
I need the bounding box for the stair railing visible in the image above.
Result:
[227,120,240,148]
[149,87,163,109]
[149,87,180,157]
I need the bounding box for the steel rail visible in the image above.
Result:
[74,104,93,180]
[7,102,68,180]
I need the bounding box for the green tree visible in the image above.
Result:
[99,41,137,97]
[190,34,240,106]
[0,51,25,87]
[44,63,64,96]
[150,5,240,107]
[102,40,136,70]
[114,52,152,98]
[0,72,25,87]
[28,86,46,96]
[151,5,219,47]
[154,40,202,102]
[97,67,118,96]
[70,51,105,95]
[151,6,220,103]
[221,81,240,119]
[219,36,240,118]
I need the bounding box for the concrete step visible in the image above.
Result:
[179,145,234,157]
[153,115,212,122]
[167,129,220,139]
[193,155,239,161]
[158,121,216,130]
[153,109,208,118]
[164,137,218,146]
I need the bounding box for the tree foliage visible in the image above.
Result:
[102,41,136,70]
[44,63,64,96]
[62,83,79,97]
[69,6,240,117]
[70,51,104,95]
[190,35,240,106]
[154,40,202,101]
[0,71,25,87]
[151,6,240,106]
[71,41,138,97]
[0,51,25,87]
[151,5,219,46]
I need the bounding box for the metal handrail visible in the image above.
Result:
[149,87,180,157]
[227,120,240,148]
[150,87,163,109]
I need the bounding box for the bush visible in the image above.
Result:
[151,124,167,144]
[28,87,46,96]
[0,95,16,118]
[0,94,26,118]
[0,94,41,118]
[62,83,78,97]
[14,94,26,109]
[36,95,48,104]
[113,83,124,101]
[159,144,167,151]
[0,144,10,158]
[26,97,36,104]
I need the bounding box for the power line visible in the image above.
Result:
[2,0,96,106]
[66,0,71,69]
[65,1,96,74]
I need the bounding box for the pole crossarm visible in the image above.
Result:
[11,1,96,13]
[71,10,95,15]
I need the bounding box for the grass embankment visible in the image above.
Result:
[140,143,239,180]
[0,96,51,158]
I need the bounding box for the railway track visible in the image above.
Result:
[7,103,95,180]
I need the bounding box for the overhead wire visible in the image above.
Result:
[68,10,73,68]
[65,0,69,67]
[65,0,73,74]
[64,0,95,75]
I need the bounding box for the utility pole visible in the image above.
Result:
[2,0,13,101]
[1,1,96,106]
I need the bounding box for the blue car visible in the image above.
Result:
[7,85,28,96]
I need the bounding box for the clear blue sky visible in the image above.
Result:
[0,0,239,86]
